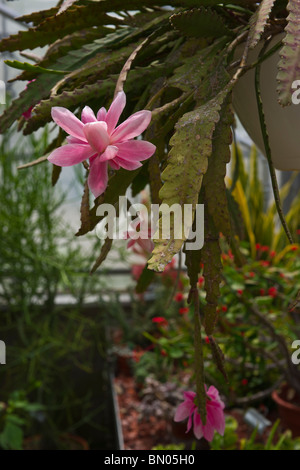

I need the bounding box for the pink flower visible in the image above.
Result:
[124,211,155,253]
[174,387,225,441]
[48,91,156,197]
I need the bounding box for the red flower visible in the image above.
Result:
[237,289,243,296]
[174,292,184,302]
[279,272,285,279]
[260,288,265,296]
[205,336,210,344]
[248,271,255,278]
[270,251,276,258]
[221,305,228,312]
[260,260,270,267]
[290,245,298,251]
[228,250,234,260]
[297,229,300,235]
[255,243,261,250]
[161,349,167,357]
[198,276,204,286]
[241,379,248,386]
[261,245,269,252]
[179,307,189,315]
[152,317,168,325]
[268,287,277,298]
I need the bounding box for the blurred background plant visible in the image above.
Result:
[0,123,124,449]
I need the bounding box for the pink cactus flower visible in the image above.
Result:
[124,211,155,253]
[48,91,156,197]
[174,386,225,441]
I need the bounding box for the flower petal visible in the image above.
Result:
[207,386,225,409]
[202,413,215,442]
[99,145,118,162]
[105,91,126,135]
[116,140,156,161]
[81,106,97,124]
[193,412,204,440]
[207,405,225,435]
[67,135,87,145]
[183,391,196,402]
[174,401,193,422]
[138,238,154,253]
[48,144,95,167]
[88,158,108,198]
[97,107,107,121]
[51,107,86,141]
[83,121,110,154]
[113,157,142,171]
[111,110,152,143]
[109,160,120,170]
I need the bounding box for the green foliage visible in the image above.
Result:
[211,416,300,450]
[231,145,300,253]
[0,391,43,450]
[148,87,231,272]
[170,8,232,39]
[0,1,298,426]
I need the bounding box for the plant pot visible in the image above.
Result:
[272,384,300,437]
[232,34,300,171]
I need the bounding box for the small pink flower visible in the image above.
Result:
[174,387,225,441]
[124,211,155,253]
[48,91,156,197]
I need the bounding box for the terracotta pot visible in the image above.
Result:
[272,384,300,437]
[233,34,300,171]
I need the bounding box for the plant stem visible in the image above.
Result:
[254,41,294,244]
[192,287,207,423]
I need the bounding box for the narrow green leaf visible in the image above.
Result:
[90,238,113,274]
[201,205,222,336]
[51,164,62,187]
[4,60,66,75]
[170,8,232,39]
[208,336,228,382]
[248,0,276,49]
[135,266,156,294]
[203,94,234,239]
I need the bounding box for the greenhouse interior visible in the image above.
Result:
[0,0,300,453]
